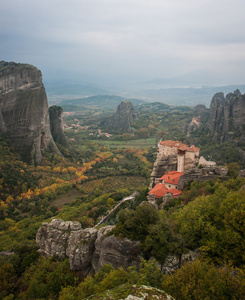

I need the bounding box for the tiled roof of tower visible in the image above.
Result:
[159,140,182,147]
[159,140,199,152]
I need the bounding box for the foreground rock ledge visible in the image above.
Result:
[36,219,200,276]
[36,219,141,276]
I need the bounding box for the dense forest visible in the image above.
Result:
[1,99,245,299]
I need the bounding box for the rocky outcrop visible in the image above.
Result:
[0,61,61,164]
[193,104,208,114]
[49,105,72,151]
[162,250,200,274]
[177,165,228,190]
[103,100,137,132]
[208,89,245,143]
[238,169,245,177]
[150,155,178,188]
[186,116,201,137]
[94,285,175,300]
[92,226,141,273]
[36,219,141,276]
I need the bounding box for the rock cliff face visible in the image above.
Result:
[150,155,177,188]
[49,105,71,151]
[208,89,245,143]
[0,61,61,164]
[36,219,141,276]
[177,165,228,190]
[103,100,137,132]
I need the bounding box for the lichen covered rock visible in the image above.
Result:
[92,226,142,273]
[36,219,141,275]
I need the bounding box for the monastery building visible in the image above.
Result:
[158,140,200,172]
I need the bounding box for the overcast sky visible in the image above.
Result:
[1,0,245,87]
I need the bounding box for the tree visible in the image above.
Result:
[227,162,239,178]
[162,259,245,300]
[142,216,184,269]
[107,198,115,209]
[113,202,159,242]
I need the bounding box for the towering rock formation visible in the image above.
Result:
[103,100,137,132]
[0,61,61,165]
[49,105,72,151]
[208,89,245,143]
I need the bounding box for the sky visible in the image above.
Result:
[1,0,245,87]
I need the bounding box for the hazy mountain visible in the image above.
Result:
[125,85,245,107]
[44,77,245,108]
[59,95,145,111]
[44,79,112,104]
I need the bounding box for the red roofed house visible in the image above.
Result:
[160,171,184,189]
[148,171,184,199]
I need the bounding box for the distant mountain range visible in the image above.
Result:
[44,80,112,101]
[44,78,245,108]
[128,85,245,107]
[58,95,145,111]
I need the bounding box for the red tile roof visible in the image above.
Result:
[168,188,182,196]
[148,183,169,199]
[159,140,182,147]
[148,171,184,199]
[160,171,184,184]
[148,183,183,198]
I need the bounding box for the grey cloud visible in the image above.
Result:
[1,0,245,86]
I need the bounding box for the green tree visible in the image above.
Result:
[227,162,239,178]
[162,259,245,300]
[142,216,184,269]
[107,198,115,209]
[113,202,159,242]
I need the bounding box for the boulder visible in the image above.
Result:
[162,250,200,274]
[92,226,142,273]
[67,228,97,274]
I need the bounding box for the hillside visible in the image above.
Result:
[59,95,145,110]
[1,67,245,299]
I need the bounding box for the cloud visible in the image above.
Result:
[1,0,245,85]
